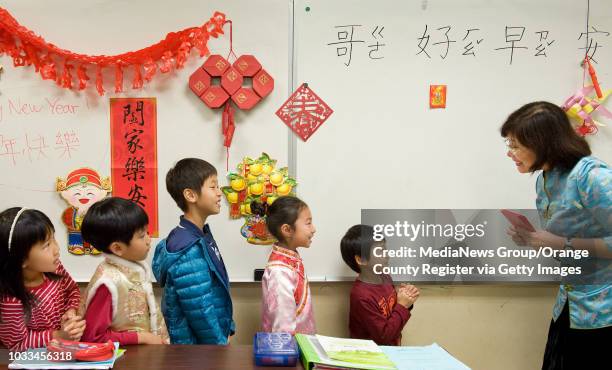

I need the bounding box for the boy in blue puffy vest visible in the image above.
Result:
[152,158,234,344]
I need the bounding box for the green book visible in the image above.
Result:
[295,334,397,370]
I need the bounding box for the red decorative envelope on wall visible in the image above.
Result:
[430,85,447,109]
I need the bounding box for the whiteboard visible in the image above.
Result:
[1,0,611,282]
[293,0,612,279]
[0,0,290,281]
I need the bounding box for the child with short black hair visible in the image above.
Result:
[153,158,235,344]
[260,196,316,335]
[80,197,168,345]
[341,224,419,346]
[0,207,84,351]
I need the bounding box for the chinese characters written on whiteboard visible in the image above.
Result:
[327,24,609,66]
[0,130,80,165]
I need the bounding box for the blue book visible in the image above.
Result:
[253,332,299,367]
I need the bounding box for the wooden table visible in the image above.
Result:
[1,345,305,370]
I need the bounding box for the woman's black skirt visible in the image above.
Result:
[542,302,611,369]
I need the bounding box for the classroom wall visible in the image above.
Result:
[78,282,557,370]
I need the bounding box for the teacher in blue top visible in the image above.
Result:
[501,101,611,370]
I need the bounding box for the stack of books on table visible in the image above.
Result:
[295,334,471,370]
[295,334,397,370]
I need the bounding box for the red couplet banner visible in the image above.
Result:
[110,98,159,237]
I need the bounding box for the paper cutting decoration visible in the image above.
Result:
[0,8,225,95]
[110,98,159,237]
[56,168,111,255]
[221,153,297,245]
[429,85,447,108]
[276,83,333,141]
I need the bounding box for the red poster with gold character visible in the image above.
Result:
[110,98,158,237]
[429,85,447,109]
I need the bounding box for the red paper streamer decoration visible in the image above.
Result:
[110,98,159,237]
[0,8,226,95]
[276,83,333,141]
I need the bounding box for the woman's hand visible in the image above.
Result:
[514,228,564,250]
[506,226,527,246]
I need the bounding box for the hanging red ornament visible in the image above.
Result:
[189,53,274,127]
[95,65,105,96]
[188,20,274,170]
[77,64,89,90]
[114,65,123,93]
[132,65,143,89]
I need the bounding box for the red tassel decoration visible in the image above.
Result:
[143,58,156,82]
[114,64,123,93]
[193,29,210,57]
[40,54,56,80]
[23,44,40,71]
[176,41,191,69]
[222,101,235,147]
[159,51,174,73]
[77,64,89,90]
[60,61,74,89]
[132,65,143,89]
[95,65,105,96]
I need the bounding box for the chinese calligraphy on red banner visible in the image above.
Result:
[110,98,158,237]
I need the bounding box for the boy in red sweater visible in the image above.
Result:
[340,224,419,346]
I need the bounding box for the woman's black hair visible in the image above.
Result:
[501,101,591,172]
[265,196,308,243]
[0,207,60,322]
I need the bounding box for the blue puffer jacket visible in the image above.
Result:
[152,231,235,344]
